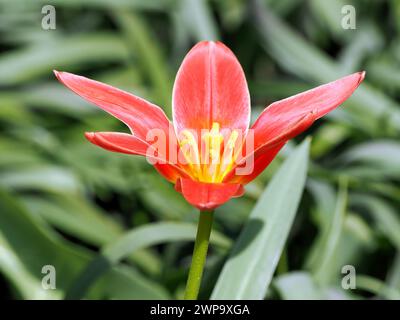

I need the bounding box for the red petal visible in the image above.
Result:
[233,184,245,197]
[225,143,285,184]
[251,72,365,151]
[223,72,365,184]
[85,132,186,182]
[178,178,242,210]
[54,71,171,141]
[153,164,184,183]
[223,111,316,183]
[85,132,149,155]
[251,111,317,155]
[172,41,250,136]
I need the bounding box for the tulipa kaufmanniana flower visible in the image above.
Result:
[55,41,365,299]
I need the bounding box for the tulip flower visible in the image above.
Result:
[54,41,364,300]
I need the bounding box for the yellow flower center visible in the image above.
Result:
[179,122,240,183]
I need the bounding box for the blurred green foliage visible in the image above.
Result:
[0,0,400,299]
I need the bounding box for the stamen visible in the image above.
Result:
[218,129,240,182]
[178,123,241,183]
[179,130,201,178]
[202,122,224,182]
[227,131,239,149]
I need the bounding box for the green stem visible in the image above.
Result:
[184,210,214,300]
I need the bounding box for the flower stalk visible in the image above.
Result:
[184,210,214,300]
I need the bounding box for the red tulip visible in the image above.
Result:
[54,41,365,211]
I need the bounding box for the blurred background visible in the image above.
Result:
[1,0,400,300]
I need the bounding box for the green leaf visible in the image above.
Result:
[22,193,163,276]
[250,79,312,101]
[339,24,383,73]
[139,173,194,219]
[305,179,337,270]
[250,0,400,132]
[313,178,348,285]
[0,233,61,300]
[102,265,168,299]
[309,0,349,40]
[0,166,82,193]
[112,11,173,115]
[311,123,350,158]
[274,272,323,300]
[0,34,129,85]
[387,253,400,291]
[211,139,310,299]
[66,222,231,299]
[0,188,90,292]
[0,189,169,299]
[351,195,400,250]
[179,0,220,41]
[274,271,355,300]
[341,140,400,173]
[356,275,400,300]
[1,0,171,11]
[22,194,122,246]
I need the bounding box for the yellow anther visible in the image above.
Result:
[180,131,200,163]
[226,130,239,149]
[179,130,201,178]
[203,122,224,161]
[209,149,220,160]
[210,122,220,135]
[201,122,224,181]
[218,129,240,182]
[178,123,242,183]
